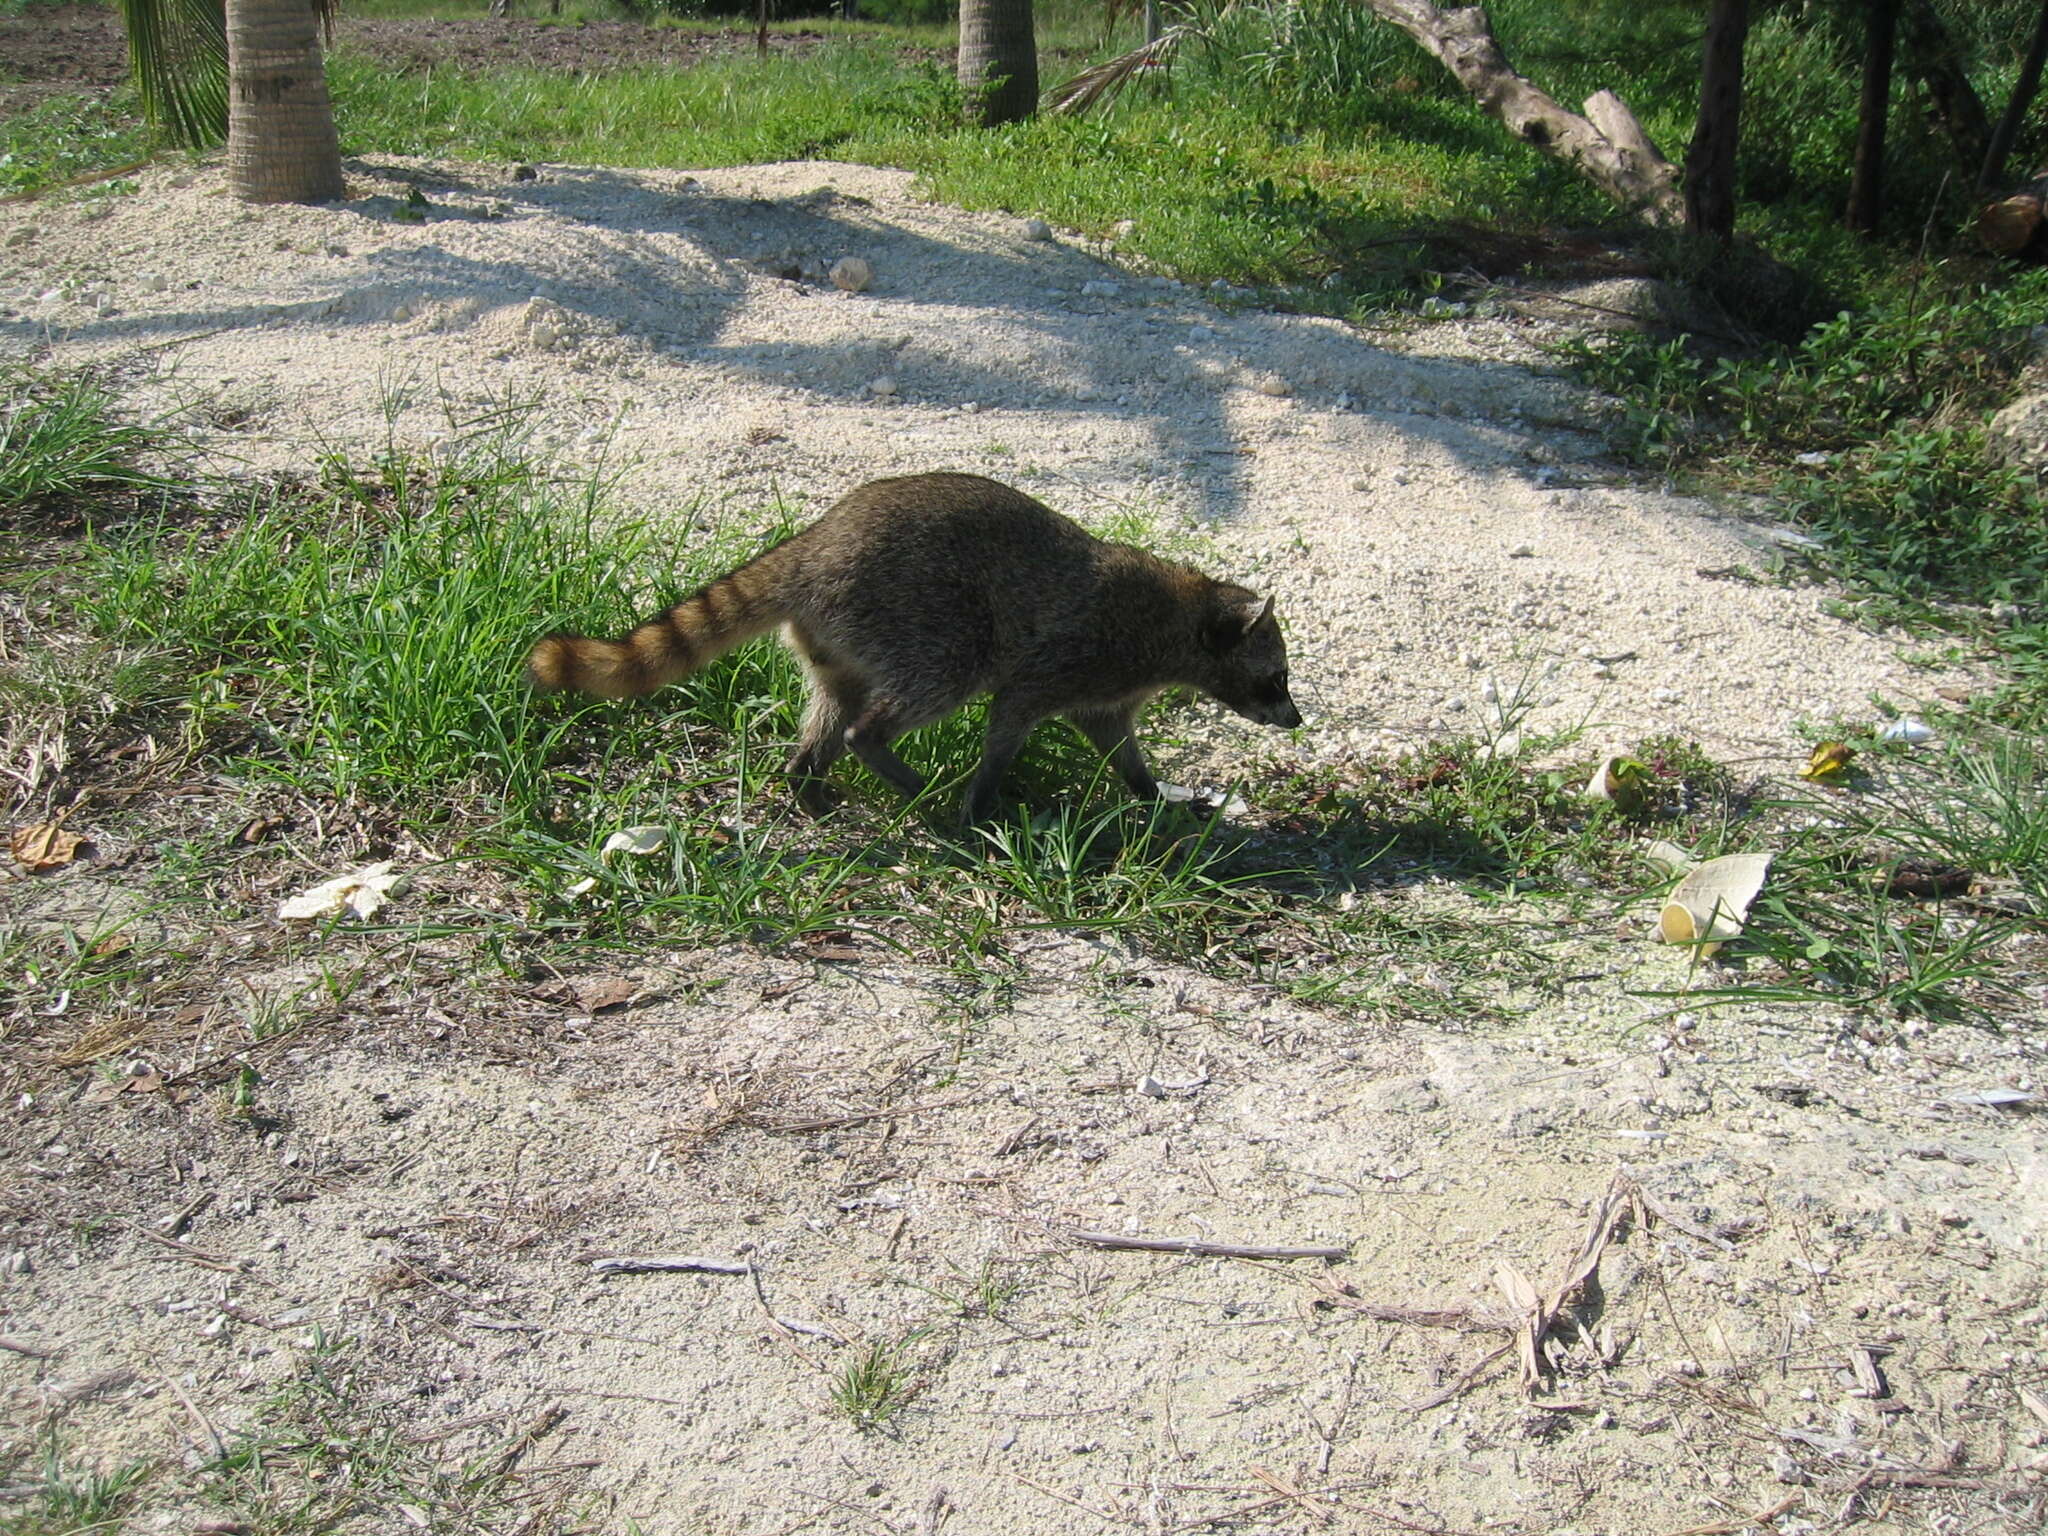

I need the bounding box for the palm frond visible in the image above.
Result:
[1044,24,1195,116]
[117,0,228,147]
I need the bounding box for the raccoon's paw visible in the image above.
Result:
[792,777,844,818]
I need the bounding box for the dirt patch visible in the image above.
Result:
[0,5,131,112]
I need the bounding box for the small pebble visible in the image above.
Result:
[1020,217,1052,241]
[867,376,898,397]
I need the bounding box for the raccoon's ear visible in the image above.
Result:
[1200,592,1273,654]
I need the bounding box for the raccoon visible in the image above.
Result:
[526,472,1300,823]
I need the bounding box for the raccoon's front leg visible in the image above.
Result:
[963,694,1055,825]
[1067,706,1163,805]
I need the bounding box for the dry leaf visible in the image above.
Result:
[1659,852,1773,957]
[277,861,404,922]
[1582,754,1649,806]
[1797,740,1855,781]
[599,825,667,857]
[576,977,637,1013]
[11,822,84,872]
[232,814,290,846]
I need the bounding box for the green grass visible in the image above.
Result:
[829,1336,919,1431]
[197,1332,552,1535]
[0,1439,152,1536]
[0,366,168,511]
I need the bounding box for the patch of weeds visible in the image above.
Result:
[73,440,714,824]
[829,1336,920,1431]
[1562,270,2048,723]
[1644,730,2040,1022]
[905,1257,1026,1321]
[0,92,156,198]
[0,1437,151,1535]
[0,366,169,512]
[202,1330,556,1533]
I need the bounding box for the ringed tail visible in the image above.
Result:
[525,548,796,700]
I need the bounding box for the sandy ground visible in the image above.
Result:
[3,158,2044,1534]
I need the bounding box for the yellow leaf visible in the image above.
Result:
[1798,741,1855,781]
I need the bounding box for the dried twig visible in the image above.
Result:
[1012,1472,1128,1527]
[132,1224,242,1273]
[1066,1229,1347,1262]
[1653,1495,1803,1536]
[156,1191,214,1238]
[159,1372,225,1461]
[1248,1464,1334,1524]
[0,1336,59,1359]
[765,1093,977,1135]
[1317,1171,1652,1408]
[487,1405,566,1479]
[587,1254,749,1276]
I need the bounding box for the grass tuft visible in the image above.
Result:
[0,367,168,512]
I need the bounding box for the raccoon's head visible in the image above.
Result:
[1198,587,1301,730]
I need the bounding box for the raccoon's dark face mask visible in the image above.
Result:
[1202,594,1302,730]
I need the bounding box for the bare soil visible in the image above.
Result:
[0,72,2044,1536]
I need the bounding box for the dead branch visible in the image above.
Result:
[1316,1170,1652,1408]
[765,1093,977,1134]
[1362,1,1684,224]
[1065,1228,1348,1261]
[586,1254,750,1276]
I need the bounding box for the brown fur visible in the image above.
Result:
[525,473,1301,822]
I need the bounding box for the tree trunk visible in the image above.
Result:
[1899,0,1990,179]
[1846,0,1899,237]
[958,0,1038,127]
[1684,0,1749,240]
[1361,1,1683,225]
[1981,0,2048,189]
[226,0,341,204]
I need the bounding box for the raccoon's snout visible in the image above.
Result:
[1230,696,1302,729]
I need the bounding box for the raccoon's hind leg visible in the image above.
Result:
[841,699,933,805]
[784,628,865,817]
[1066,706,1163,805]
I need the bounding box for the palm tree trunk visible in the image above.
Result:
[226,0,342,204]
[958,0,1038,127]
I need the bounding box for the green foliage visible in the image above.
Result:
[116,0,229,147]
[830,1337,918,1430]
[329,45,961,166]
[74,436,715,823]
[1564,271,2048,607]
[0,367,167,510]
[0,92,159,197]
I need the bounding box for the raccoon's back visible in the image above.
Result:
[804,474,1108,618]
